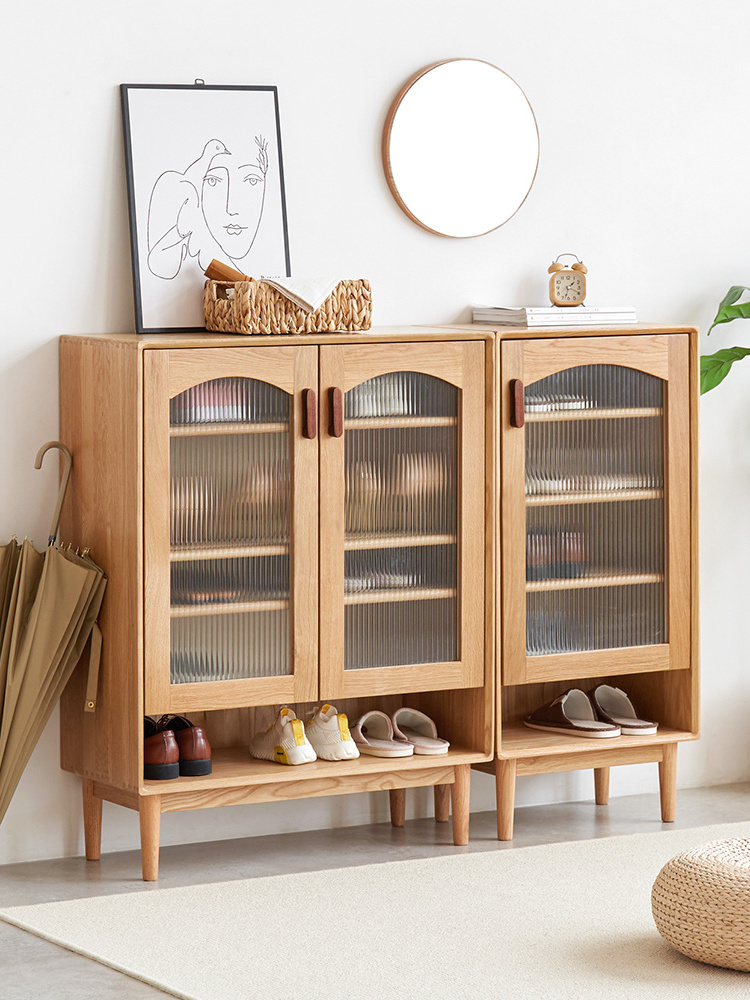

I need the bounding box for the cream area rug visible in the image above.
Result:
[2,822,750,1000]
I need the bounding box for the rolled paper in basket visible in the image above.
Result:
[204,259,251,283]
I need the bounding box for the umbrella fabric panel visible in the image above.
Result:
[0,545,106,825]
[0,540,44,704]
[0,553,106,794]
[0,540,21,638]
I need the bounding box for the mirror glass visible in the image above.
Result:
[383,59,539,238]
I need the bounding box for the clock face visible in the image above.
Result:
[552,270,586,305]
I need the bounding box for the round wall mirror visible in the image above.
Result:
[382,59,539,238]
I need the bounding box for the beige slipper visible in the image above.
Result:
[589,685,658,735]
[392,708,450,755]
[350,710,414,758]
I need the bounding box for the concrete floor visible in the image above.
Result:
[0,782,747,999]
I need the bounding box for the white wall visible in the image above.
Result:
[1,0,748,864]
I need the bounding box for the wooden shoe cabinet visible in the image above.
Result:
[59,329,495,879]
[58,323,699,875]
[469,324,699,838]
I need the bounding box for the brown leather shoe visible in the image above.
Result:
[157,715,212,776]
[144,717,179,780]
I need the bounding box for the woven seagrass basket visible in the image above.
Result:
[652,837,750,970]
[204,279,372,335]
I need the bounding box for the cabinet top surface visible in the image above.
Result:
[60,323,696,350]
[435,323,698,339]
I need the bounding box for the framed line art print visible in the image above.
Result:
[121,83,291,333]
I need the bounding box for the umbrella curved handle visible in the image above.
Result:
[35,441,73,546]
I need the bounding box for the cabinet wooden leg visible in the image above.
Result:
[434,783,450,822]
[594,767,610,805]
[139,795,162,881]
[659,744,677,823]
[82,779,102,861]
[496,758,516,841]
[451,764,470,845]
[389,788,406,827]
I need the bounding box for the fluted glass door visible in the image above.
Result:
[144,346,318,714]
[344,372,459,670]
[524,365,665,655]
[169,378,291,684]
[502,335,691,685]
[319,342,485,699]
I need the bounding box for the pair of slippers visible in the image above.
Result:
[524,685,658,739]
[351,708,449,757]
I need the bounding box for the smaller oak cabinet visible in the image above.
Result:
[472,324,699,838]
[59,329,494,879]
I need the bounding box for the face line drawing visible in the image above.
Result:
[200,167,262,255]
[146,135,269,278]
[199,141,268,263]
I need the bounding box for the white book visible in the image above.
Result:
[472,305,638,327]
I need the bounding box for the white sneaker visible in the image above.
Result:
[249,707,317,765]
[306,704,360,761]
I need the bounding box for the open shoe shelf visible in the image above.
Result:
[497,724,697,759]
[142,745,487,796]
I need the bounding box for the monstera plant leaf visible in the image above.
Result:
[700,286,750,394]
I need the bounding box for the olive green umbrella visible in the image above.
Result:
[0,443,106,824]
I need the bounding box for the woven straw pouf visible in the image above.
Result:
[652,837,750,970]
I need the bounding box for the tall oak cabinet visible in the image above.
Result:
[59,329,494,879]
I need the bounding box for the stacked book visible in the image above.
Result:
[472,305,638,327]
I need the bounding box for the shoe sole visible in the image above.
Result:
[280,743,317,765]
[355,745,415,757]
[179,758,212,776]
[144,762,180,780]
[310,741,360,761]
[250,743,317,765]
[523,721,621,739]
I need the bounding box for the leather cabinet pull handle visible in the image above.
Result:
[329,387,344,438]
[510,379,525,428]
[302,389,317,439]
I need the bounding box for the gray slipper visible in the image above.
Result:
[524,689,621,739]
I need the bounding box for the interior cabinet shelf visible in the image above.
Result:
[174,588,461,612]
[343,587,457,605]
[344,533,457,550]
[344,416,457,429]
[170,422,288,436]
[525,407,663,422]
[526,489,663,506]
[170,600,289,617]
[526,572,664,592]
[170,544,289,561]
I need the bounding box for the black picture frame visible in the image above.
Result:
[121,83,291,334]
